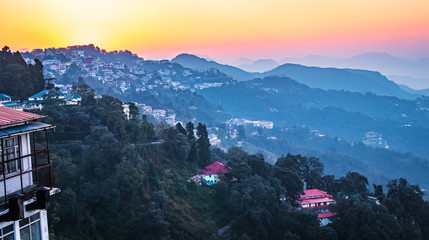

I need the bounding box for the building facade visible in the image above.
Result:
[0,104,58,240]
[188,161,229,186]
[296,189,336,226]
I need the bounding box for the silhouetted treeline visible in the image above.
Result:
[0,46,45,99]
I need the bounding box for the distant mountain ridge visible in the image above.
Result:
[388,75,429,90]
[398,84,429,96]
[237,59,280,72]
[283,52,429,89]
[264,64,416,99]
[171,53,254,81]
[199,75,429,158]
[172,53,417,99]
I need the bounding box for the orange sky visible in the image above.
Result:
[1,0,429,60]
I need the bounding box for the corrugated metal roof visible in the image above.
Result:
[0,105,45,126]
[28,90,50,99]
[0,93,12,99]
[0,121,54,138]
[300,189,328,198]
[201,161,228,175]
[318,212,337,219]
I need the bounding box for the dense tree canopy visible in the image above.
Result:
[4,48,429,240]
[13,83,426,240]
[0,46,45,99]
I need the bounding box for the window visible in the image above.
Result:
[19,213,41,240]
[0,137,20,175]
[0,224,14,240]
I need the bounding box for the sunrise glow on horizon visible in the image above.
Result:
[1,0,429,60]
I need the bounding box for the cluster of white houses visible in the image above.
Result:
[0,104,59,240]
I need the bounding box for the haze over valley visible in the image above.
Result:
[2,0,429,239]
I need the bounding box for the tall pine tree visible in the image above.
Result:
[185,121,195,141]
[186,141,199,166]
[197,123,211,168]
[175,122,187,136]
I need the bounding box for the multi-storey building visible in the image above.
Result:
[0,104,58,240]
[296,189,336,226]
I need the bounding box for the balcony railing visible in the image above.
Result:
[0,130,53,210]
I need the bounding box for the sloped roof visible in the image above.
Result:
[0,121,54,138]
[300,189,328,199]
[0,105,45,126]
[2,101,21,107]
[318,212,336,219]
[188,175,202,181]
[201,161,228,175]
[0,93,12,99]
[29,90,50,99]
[71,94,82,99]
[29,89,65,99]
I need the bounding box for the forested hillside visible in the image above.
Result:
[200,76,429,158]
[199,76,429,190]
[37,94,429,240]
[172,54,416,99]
[3,48,429,239]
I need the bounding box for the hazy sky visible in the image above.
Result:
[2,0,429,60]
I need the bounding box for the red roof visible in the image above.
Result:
[201,161,228,175]
[318,212,337,219]
[296,189,335,207]
[300,189,328,199]
[0,105,44,126]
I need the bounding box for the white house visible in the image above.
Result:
[65,94,82,106]
[25,90,67,110]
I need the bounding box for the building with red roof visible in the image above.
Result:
[0,105,59,239]
[0,103,44,126]
[296,189,337,226]
[188,161,229,186]
[201,161,228,175]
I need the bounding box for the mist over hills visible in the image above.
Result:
[15,44,429,193]
[199,76,429,189]
[282,52,429,89]
[264,64,416,99]
[399,84,429,96]
[199,76,429,156]
[173,53,418,99]
[390,75,429,93]
[171,53,254,80]
[237,59,280,72]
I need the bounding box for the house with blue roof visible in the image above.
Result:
[2,101,23,111]
[25,89,66,110]
[28,89,66,101]
[65,94,82,105]
[0,94,12,103]
[0,94,23,110]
